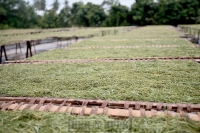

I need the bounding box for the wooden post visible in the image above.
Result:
[198,30,200,45]
[75,37,78,42]
[31,40,36,54]
[0,45,8,64]
[189,27,191,34]
[56,37,62,46]
[184,27,186,33]
[26,41,32,58]
[15,44,17,54]
[114,30,117,35]
[60,38,62,45]
[57,37,59,46]
[195,29,198,40]
[15,43,22,54]
[19,43,22,54]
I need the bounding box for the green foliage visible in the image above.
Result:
[52,0,59,12]
[0,0,39,29]
[131,0,157,26]
[104,4,130,26]
[85,3,106,27]
[33,0,46,11]
[132,0,200,26]
[0,0,200,28]
[69,2,106,27]
[156,0,200,26]
[196,9,200,24]
[38,10,59,28]
[102,0,120,6]
[0,24,11,30]
[58,0,70,27]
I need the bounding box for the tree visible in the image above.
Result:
[52,0,59,12]
[40,0,46,11]
[101,0,119,12]
[157,0,200,26]
[69,2,106,27]
[196,9,200,24]
[85,3,106,27]
[33,0,40,10]
[1,0,200,29]
[179,0,200,24]
[16,1,39,28]
[103,4,130,26]
[131,0,157,26]
[58,0,71,27]
[70,2,88,27]
[0,0,39,29]
[102,0,119,7]
[38,10,59,28]
[33,0,46,11]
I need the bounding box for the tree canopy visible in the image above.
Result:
[0,0,199,29]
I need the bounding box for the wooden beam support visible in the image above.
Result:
[0,45,8,64]
[31,40,36,54]
[15,43,22,54]
[198,30,200,45]
[26,41,32,58]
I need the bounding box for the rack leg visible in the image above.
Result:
[33,41,36,54]
[19,43,22,54]
[16,43,18,54]
[3,46,8,61]
[0,46,2,64]
[198,30,200,45]
[0,45,7,64]
[26,41,32,58]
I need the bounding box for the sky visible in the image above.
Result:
[25,0,135,10]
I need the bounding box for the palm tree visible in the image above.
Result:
[52,0,59,12]
[33,0,46,11]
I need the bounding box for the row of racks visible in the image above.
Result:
[0,27,119,37]
[178,26,200,45]
[0,27,134,64]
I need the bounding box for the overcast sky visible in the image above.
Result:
[25,0,135,9]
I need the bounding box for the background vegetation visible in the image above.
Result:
[0,0,200,29]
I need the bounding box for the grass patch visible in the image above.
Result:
[117,26,182,38]
[0,110,200,133]
[28,47,200,60]
[27,25,199,60]
[72,26,191,47]
[1,61,200,103]
[180,24,200,29]
[0,27,124,45]
[71,37,191,47]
